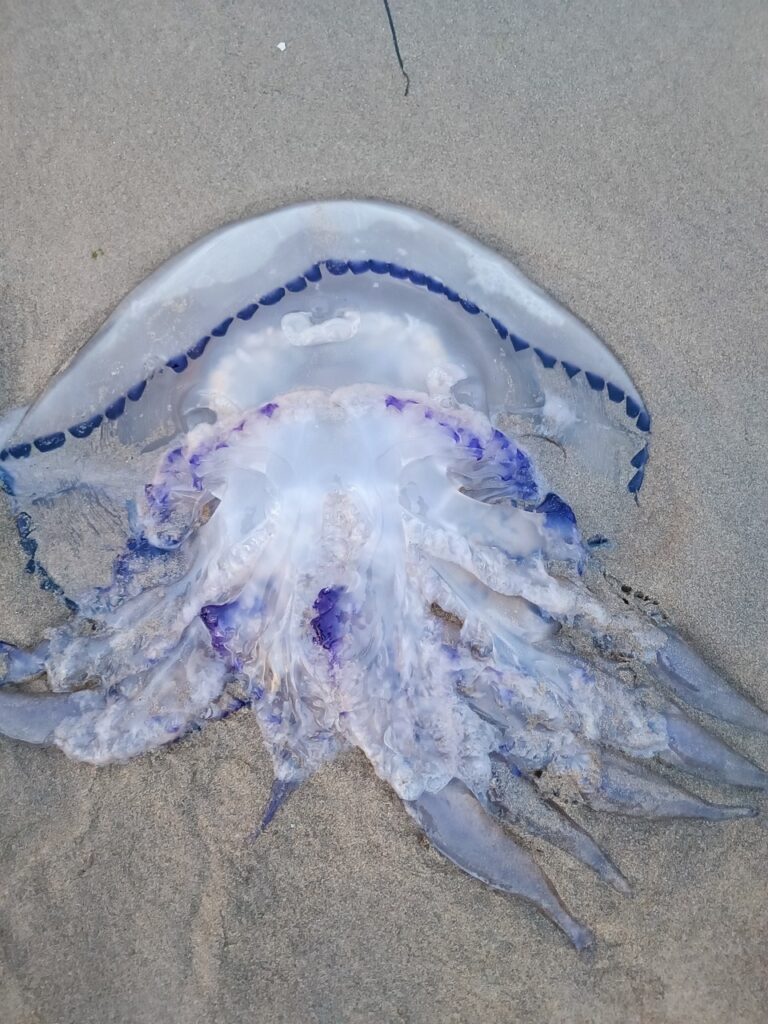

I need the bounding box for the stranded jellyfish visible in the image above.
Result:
[0,201,765,948]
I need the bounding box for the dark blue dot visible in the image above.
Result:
[625,396,641,419]
[236,304,258,320]
[443,286,460,302]
[407,269,428,286]
[627,469,645,493]
[127,380,148,400]
[368,260,391,274]
[425,276,445,293]
[105,396,126,421]
[186,336,210,360]
[534,348,557,368]
[69,414,103,439]
[510,334,530,353]
[285,276,308,291]
[348,260,370,275]
[39,573,61,593]
[33,432,66,453]
[325,260,349,275]
[304,264,322,282]
[460,298,481,315]
[587,534,610,548]
[15,513,32,537]
[388,263,409,279]
[211,316,234,336]
[585,371,605,391]
[0,449,8,461]
[258,288,286,306]
[630,446,649,468]
[606,382,625,403]
[0,465,14,495]
[166,354,188,373]
[562,361,581,378]
[19,534,37,557]
[490,318,508,340]
[636,411,651,432]
[8,443,32,459]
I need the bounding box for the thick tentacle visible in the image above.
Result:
[51,621,230,763]
[656,710,768,790]
[406,778,594,949]
[489,760,630,893]
[0,689,104,744]
[573,753,755,821]
[653,627,768,732]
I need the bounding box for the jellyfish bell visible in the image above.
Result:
[1,203,650,599]
[0,201,764,949]
[1,201,648,473]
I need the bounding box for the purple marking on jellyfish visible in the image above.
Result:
[536,492,577,528]
[200,602,240,660]
[144,483,171,521]
[259,402,279,418]
[113,534,169,582]
[186,452,204,490]
[438,421,461,443]
[466,435,484,460]
[215,698,249,722]
[311,585,348,664]
[384,395,416,412]
[430,416,486,459]
[484,431,539,501]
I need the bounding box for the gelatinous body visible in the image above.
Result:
[0,202,765,948]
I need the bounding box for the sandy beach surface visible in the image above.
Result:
[1,2,767,1022]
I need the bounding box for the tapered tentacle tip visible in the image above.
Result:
[248,777,302,840]
[717,805,758,821]
[661,712,768,791]
[696,803,757,822]
[655,631,768,734]
[602,862,632,896]
[559,916,595,952]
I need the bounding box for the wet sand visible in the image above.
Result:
[1,2,767,1021]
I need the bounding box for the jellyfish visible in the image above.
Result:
[0,201,765,949]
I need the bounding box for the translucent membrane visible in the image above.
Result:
[1,202,762,948]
